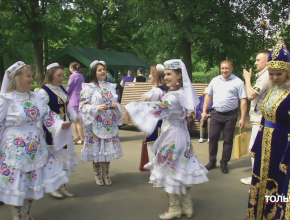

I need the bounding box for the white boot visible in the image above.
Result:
[23,199,34,220]
[159,193,182,220]
[59,184,74,197]
[93,162,104,185]
[102,162,112,185]
[50,190,64,198]
[181,188,194,218]
[11,206,23,220]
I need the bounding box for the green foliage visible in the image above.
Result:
[1,0,290,86]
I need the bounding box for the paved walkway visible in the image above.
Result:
[1,126,252,220]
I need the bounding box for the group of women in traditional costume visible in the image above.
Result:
[0,59,124,219]
[246,38,290,220]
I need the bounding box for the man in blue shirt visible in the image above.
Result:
[202,60,247,174]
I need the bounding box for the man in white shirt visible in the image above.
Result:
[202,60,247,174]
[240,50,270,185]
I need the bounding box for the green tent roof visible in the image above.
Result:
[48,46,150,70]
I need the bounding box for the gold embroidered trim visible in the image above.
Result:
[280,164,288,174]
[249,182,260,206]
[268,60,290,72]
[277,204,285,220]
[246,207,255,220]
[262,88,290,123]
[271,38,285,60]
[249,151,256,158]
[256,127,274,220]
[265,204,277,220]
[259,124,264,131]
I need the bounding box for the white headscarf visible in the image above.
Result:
[164,59,199,113]
[1,61,26,93]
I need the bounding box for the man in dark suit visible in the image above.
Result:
[134,68,147,82]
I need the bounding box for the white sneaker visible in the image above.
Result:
[199,138,204,143]
[207,138,210,142]
[240,177,252,185]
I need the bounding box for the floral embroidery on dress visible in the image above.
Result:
[157,141,179,172]
[183,142,195,163]
[13,133,41,163]
[148,99,172,118]
[22,101,40,120]
[43,110,58,132]
[100,87,113,107]
[94,113,116,134]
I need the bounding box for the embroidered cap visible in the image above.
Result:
[1,61,26,94]
[164,60,182,70]
[267,37,290,72]
[163,59,199,113]
[46,63,60,70]
[156,64,164,72]
[5,61,26,77]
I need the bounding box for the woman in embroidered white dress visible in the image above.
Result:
[38,63,82,198]
[79,60,123,186]
[125,59,208,220]
[0,61,71,220]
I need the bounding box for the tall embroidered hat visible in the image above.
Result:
[267,37,290,72]
[163,59,199,113]
[1,61,26,93]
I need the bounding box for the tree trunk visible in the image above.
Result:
[97,20,103,49]
[0,54,4,83]
[33,37,44,88]
[181,39,192,82]
[44,37,48,69]
[219,52,227,62]
[30,0,44,88]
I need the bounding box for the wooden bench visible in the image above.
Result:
[120,82,209,132]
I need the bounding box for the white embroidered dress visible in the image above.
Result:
[0,91,70,206]
[141,86,167,161]
[38,84,78,175]
[125,89,209,194]
[79,82,123,162]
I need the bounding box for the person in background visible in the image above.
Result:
[196,87,213,143]
[116,70,127,103]
[141,64,167,166]
[202,60,247,174]
[79,60,123,186]
[39,63,82,198]
[240,50,270,186]
[67,62,85,145]
[106,70,114,83]
[246,38,290,220]
[0,61,71,219]
[134,68,147,82]
[120,70,134,87]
